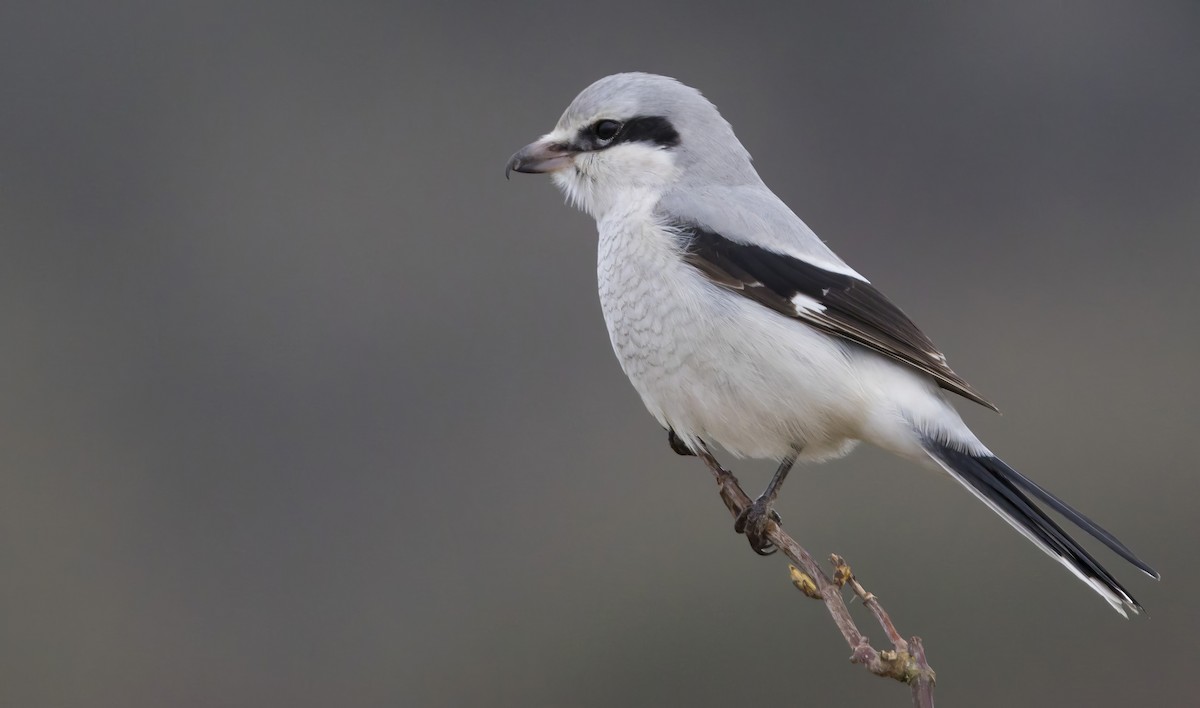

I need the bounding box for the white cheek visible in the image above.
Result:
[603,144,678,183]
[558,145,679,219]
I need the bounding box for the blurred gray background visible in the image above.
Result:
[2,2,1197,706]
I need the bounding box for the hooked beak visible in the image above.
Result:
[505,139,576,179]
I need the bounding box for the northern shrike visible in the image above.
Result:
[506,73,1157,615]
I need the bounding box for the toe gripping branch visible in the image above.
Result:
[695,447,937,707]
[733,498,783,555]
[667,428,696,456]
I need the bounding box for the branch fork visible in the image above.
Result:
[697,448,937,707]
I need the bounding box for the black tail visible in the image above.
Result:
[923,438,1158,616]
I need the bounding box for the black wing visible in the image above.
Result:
[679,225,998,412]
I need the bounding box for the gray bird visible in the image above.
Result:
[506,72,1157,615]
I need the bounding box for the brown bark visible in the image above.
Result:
[698,448,937,707]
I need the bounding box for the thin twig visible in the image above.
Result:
[697,448,936,707]
[909,637,935,707]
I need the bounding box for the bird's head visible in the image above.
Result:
[507,73,760,218]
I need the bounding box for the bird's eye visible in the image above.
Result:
[592,119,622,142]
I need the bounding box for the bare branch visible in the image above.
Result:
[697,448,936,707]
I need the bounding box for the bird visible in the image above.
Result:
[506,72,1158,616]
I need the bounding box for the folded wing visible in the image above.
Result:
[677,223,997,411]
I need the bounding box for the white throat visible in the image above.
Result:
[553,143,680,220]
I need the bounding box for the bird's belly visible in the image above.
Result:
[597,222,865,461]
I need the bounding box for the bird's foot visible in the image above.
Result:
[734,496,782,555]
[667,428,697,456]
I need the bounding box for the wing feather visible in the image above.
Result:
[678,224,998,412]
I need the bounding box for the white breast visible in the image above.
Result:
[595,202,870,461]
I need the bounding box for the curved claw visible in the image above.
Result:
[734,498,783,555]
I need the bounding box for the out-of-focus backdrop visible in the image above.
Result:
[2,2,1197,706]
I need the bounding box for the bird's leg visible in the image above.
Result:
[734,453,797,555]
[667,428,697,456]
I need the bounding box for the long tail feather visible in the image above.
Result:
[922,438,1155,616]
[991,458,1160,580]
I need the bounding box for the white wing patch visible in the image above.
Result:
[791,292,825,314]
